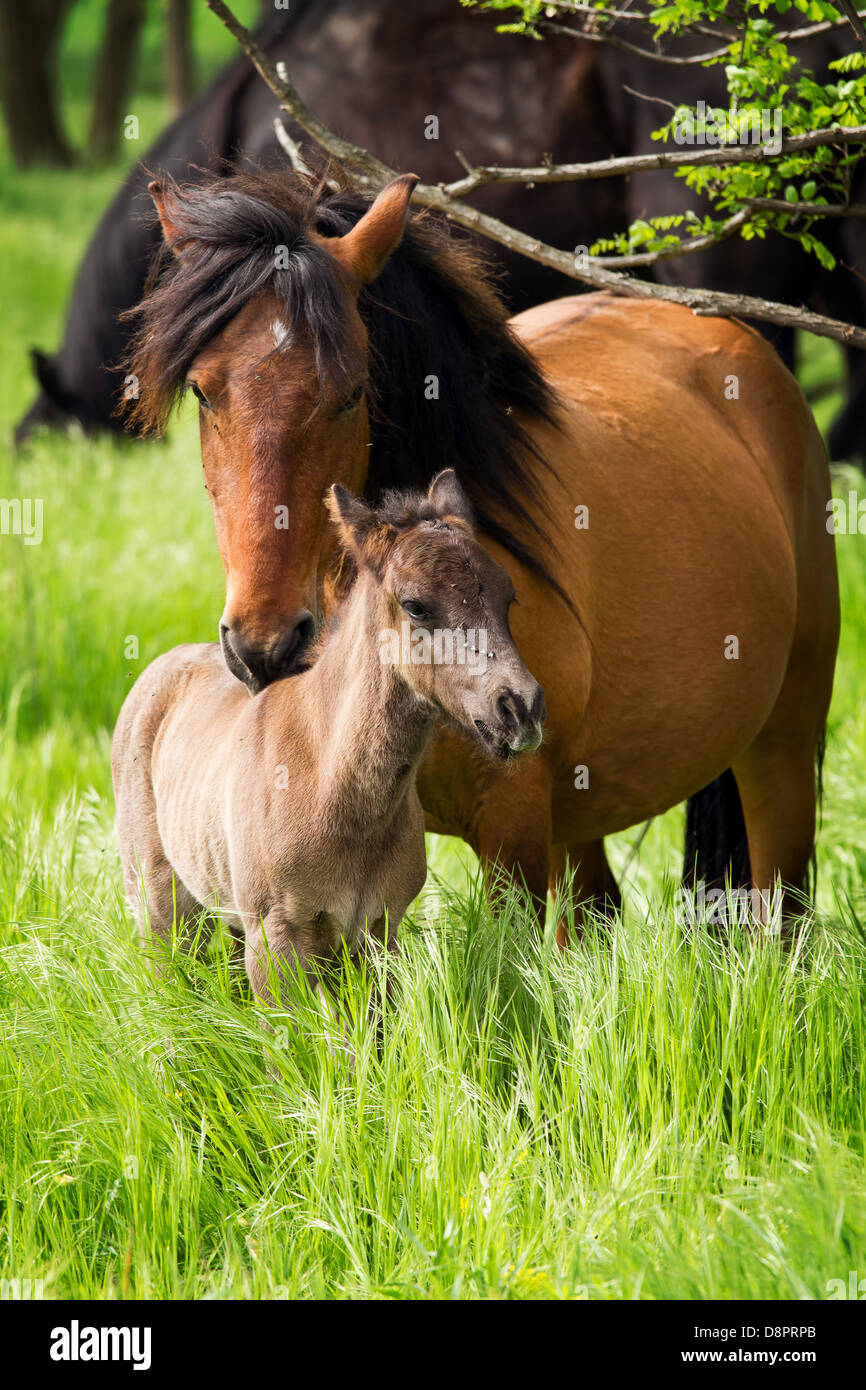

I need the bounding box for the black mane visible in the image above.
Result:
[124,168,566,595]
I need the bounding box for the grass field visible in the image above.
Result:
[1,2,865,1302]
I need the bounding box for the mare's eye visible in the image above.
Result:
[402,600,429,622]
[339,384,365,415]
[188,382,211,411]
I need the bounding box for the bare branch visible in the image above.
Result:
[538,1,737,42]
[836,0,866,53]
[542,18,730,65]
[438,125,866,199]
[621,84,677,111]
[202,0,866,351]
[740,194,866,218]
[272,118,314,180]
[534,0,866,44]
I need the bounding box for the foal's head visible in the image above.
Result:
[328,470,546,758]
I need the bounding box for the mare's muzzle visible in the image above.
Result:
[220,610,316,693]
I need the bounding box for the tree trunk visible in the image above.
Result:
[0,0,77,167]
[89,0,148,163]
[166,0,196,114]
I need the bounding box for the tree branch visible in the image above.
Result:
[520,0,866,45]
[836,0,866,53]
[590,208,751,267]
[536,2,738,42]
[202,0,866,350]
[272,117,314,180]
[439,125,866,199]
[740,194,866,218]
[542,18,731,65]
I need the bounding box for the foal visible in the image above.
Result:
[112,471,545,1012]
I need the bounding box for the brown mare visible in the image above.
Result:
[112,470,545,1004]
[125,169,840,938]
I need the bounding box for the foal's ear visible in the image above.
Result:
[326,174,419,286]
[148,180,184,257]
[327,484,377,558]
[428,469,473,525]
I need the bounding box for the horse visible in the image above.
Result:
[19,2,866,461]
[111,470,545,1010]
[121,166,840,939]
[15,0,619,442]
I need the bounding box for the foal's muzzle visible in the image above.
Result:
[220,611,316,693]
[476,683,546,758]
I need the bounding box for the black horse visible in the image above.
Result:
[15,1,866,461]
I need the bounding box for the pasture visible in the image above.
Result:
[1,0,865,1301]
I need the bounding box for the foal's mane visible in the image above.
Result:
[122,167,567,596]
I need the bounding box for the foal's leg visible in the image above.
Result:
[549,840,622,948]
[243,909,325,1011]
[355,917,401,1048]
[119,834,202,953]
[115,739,205,956]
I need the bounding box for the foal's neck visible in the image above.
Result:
[301,572,431,823]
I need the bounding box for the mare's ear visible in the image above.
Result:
[324,174,418,286]
[428,469,473,525]
[148,179,185,257]
[327,484,377,560]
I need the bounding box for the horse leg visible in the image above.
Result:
[352,917,401,1050]
[549,840,622,948]
[473,763,553,930]
[243,909,325,1010]
[119,831,203,953]
[730,736,820,931]
[114,726,208,957]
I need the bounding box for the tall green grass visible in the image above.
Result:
[1,813,864,1299]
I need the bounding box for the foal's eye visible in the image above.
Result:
[402,600,429,622]
[188,382,211,411]
[338,384,365,415]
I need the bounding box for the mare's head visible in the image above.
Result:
[328,470,546,758]
[125,167,557,693]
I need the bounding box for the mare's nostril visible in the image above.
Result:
[220,610,316,694]
[220,626,269,693]
[274,612,315,671]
